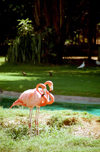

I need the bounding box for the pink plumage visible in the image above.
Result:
[10,81,54,135]
[10,84,47,109]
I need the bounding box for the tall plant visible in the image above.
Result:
[17,18,34,36]
[7,18,42,64]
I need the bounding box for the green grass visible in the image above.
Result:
[0,57,100,97]
[0,107,100,152]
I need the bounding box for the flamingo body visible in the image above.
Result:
[10,89,43,109]
[19,89,42,108]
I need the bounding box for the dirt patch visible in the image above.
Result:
[63,117,78,126]
[73,117,100,139]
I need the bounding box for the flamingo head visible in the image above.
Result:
[44,80,53,92]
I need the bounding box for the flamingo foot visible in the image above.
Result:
[34,120,39,135]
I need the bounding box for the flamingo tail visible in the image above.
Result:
[10,99,24,108]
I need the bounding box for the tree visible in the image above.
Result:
[0,0,100,63]
[33,0,67,64]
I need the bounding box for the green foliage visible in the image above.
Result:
[1,0,34,18]
[7,20,57,64]
[7,19,42,64]
[17,18,34,36]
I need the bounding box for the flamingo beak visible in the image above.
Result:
[50,85,53,92]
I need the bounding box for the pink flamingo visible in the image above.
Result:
[38,81,54,106]
[10,83,48,135]
[44,81,54,105]
[35,80,54,107]
[35,81,54,134]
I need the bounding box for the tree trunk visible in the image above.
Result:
[34,0,66,64]
[87,1,96,60]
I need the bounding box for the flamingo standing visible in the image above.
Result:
[40,80,54,105]
[35,81,54,134]
[10,83,48,135]
[38,81,54,104]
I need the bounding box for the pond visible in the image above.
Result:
[0,96,100,116]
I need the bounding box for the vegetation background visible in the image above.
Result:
[0,0,100,64]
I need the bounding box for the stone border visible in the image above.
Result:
[55,95,100,104]
[0,91,100,104]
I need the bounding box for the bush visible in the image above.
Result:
[7,19,42,64]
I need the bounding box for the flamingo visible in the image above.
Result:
[43,80,54,105]
[36,81,54,106]
[35,81,54,134]
[10,83,48,135]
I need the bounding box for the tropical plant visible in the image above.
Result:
[17,18,34,36]
[7,18,42,64]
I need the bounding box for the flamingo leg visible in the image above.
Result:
[37,106,40,135]
[35,106,40,135]
[29,108,33,136]
[35,107,37,135]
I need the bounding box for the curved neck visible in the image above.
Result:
[49,93,54,102]
[44,82,48,85]
[36,83,45,95]
[44,82,51,91]
[47,91,54,104]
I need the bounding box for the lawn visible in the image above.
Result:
[0,57,100,97]
[0,107,100,152]
[0,57,100,152]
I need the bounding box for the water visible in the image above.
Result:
[41,102,100,116]
[0,96,100,116]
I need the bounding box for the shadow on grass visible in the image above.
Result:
[0,78,54,92]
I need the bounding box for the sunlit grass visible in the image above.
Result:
[0,57,100,97]
[0,57,5,65]
[0,107,100,152]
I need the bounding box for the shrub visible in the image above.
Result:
[7,18,42,64]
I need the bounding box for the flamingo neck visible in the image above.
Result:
[44,82,51,91]
[44,81,53,92]
[36,83,45,96]
[47,91,54,103]
[49,93,54,102]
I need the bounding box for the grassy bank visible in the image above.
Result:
[0,57,100,97]
[0,107,100,152]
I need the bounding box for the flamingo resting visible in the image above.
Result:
[10,81,54,135]
[10,83,48,135]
